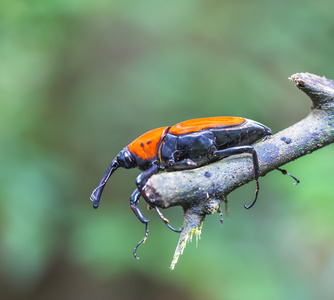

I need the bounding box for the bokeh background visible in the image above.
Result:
[1,0,334,299]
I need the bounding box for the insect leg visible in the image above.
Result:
[212,145,260,209]
[136,164,181,232]
[130,189,151,259]
[154,206,182,232]
[133,222,149,260]
[130,189,150,224]
[276,167,300,185]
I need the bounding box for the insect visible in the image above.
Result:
[90,116,297,258]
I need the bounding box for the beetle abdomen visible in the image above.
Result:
[159,117,271,171]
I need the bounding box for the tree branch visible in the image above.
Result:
[144,72,334,269]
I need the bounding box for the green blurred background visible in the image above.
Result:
[1,0,334,299]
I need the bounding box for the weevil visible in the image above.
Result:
[90,116,298,258]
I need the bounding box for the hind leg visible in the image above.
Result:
[211,145,260,209]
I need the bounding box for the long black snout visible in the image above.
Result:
[90,159,119,208]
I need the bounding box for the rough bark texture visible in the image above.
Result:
[144,73,334,269]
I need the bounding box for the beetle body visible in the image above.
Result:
[108,117,270,172]
[90,116,272,257]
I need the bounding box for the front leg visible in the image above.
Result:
[135,164,160,202]
[136,164,181,232]
[130,189,150,224]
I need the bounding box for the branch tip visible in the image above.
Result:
[289,72,334,109]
